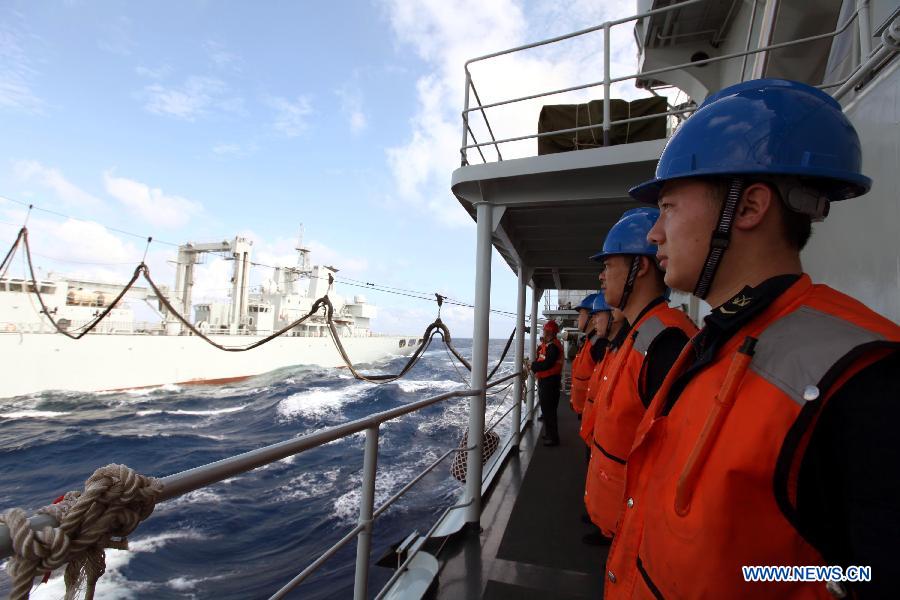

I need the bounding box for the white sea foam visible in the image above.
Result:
[31,531,203,599]
[167,576,199,591]
[169,404,247,416]
[278,468,341,502]
[396,379,462,394]
[136,405,247,417]
[332,465,419,521]
[123,383,183,397]
[0,410,70,419]
[156,488,223,512]
[135,409,163,416]
[276,384,371,420]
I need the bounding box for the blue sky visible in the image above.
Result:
[0,0,641,336]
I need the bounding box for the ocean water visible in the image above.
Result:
[0,338,519,599]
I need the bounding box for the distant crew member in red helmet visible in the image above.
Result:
[530,319,564,447]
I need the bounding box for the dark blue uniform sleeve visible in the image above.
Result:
[797,351,900,598]
[639,327,690,407]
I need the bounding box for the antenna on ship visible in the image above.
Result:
[296,224,312,276]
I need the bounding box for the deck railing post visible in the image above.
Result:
[512,265,528,446]
[464,201,493,527]
[857,0,872,59]
[603,22,611,146]
[461,69,472,166]
[526,286,542,421]
[354,426,380,600]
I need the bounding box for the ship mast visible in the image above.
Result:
[296,224,312,276]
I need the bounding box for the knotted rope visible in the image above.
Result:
[0,464,162,600]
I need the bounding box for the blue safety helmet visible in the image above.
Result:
[590,207,659,261]
[591,293,612,314]
[629,79,871,204]
[577,293,598,312]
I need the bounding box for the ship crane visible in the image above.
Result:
[169,237,253,335]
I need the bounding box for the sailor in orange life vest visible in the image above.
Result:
[582,208,697,546]
[578,294,626,453]
[570,292,602,418]
[604,79,900,599]
[528,319,564,447]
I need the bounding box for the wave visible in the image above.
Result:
[135,404,248,417]
[276,384,372,421]
[31,531,205,600]
[0,410,71,419]
[396,379,464,394]
[124,383,183,397]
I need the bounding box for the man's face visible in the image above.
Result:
[648,180,720,293]
[590,310,610,334]
[576,310,589,331]
[599,255,630,308]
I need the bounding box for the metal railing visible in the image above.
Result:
[1,370,526,600]
[459,0,893,166]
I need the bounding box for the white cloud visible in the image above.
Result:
[12,160,104,208]
[236,230,370,279]
[143,76,242,121]
[336,84,367,134]
[306,240,368,275]
[103,172,202,228]
[190,256,235,302]
[0,208,150,285]
[265,95,313,137]
[135,64,172,80]
[204,41,242,71]
[0,20,44,113]
[97,15,135,56]
[211,142,258,157]
[212,143,242,156]
[383,0,645,227]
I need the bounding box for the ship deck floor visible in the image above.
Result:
[432,395,608,599]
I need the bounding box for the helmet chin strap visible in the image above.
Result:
[618,255,642,312]
[693,177,745,300]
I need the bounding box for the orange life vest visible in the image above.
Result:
[535,338,563,379]
[585,302,697,535]
[605,276,900,599]
[570,334,600,414]
[579,344,612,445]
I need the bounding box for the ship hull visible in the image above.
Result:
[0,333,416,398]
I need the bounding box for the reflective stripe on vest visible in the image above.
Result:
[579,350,613,445]
[585,303,697,534]
[571,338,599,414]
[604,277,900,600]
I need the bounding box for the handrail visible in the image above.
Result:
[459,0,872,164]
[462,0,706,68]
[159,387,481,500]
[0,387,478,558]
[1,370,528,599]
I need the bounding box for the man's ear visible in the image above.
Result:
[734,182,776,231]
[636,255,653,278]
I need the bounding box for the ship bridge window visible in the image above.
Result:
[40,285,55,294]
[9,282,22,292]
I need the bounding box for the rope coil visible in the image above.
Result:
[0,464,162,600]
